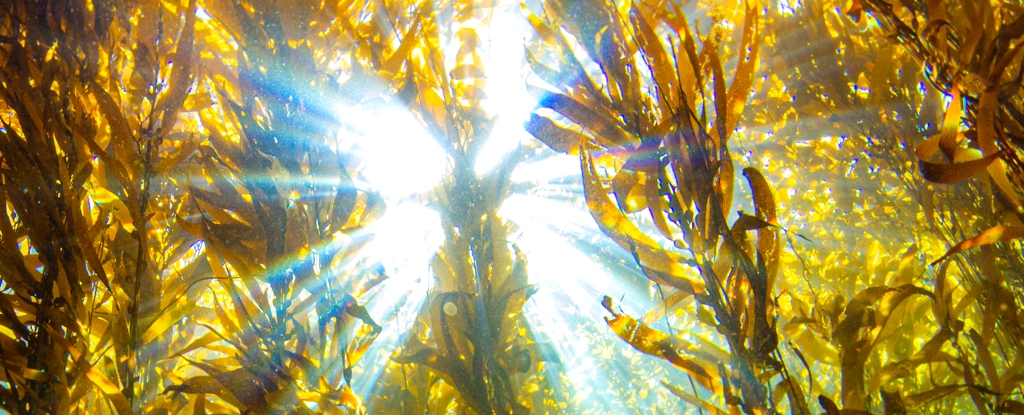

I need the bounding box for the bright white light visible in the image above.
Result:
[336,103,448,200]
[473,1,538,175]
[474,107,533,175]
[503,194,691,412]
[778,0,802,15]
[501,195,638,294]
[363,202,444,287]
[195,6,212,21]
[510,153,579,184]
[351,202,442,398]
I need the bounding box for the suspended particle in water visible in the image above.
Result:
[443,302,458,316]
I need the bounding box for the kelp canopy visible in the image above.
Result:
[0,0,1021,413]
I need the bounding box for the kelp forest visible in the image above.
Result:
[0,0,1022,413]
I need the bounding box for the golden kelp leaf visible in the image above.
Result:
[820,394,873,415]
[582,149,699,292]
[188,361,267,410]
[339,385,362,410]
[524,48,566,89]
[142,298,197,343]
[876,284,933,322]
[84,366,135,415]
[931,225,1024,265]
[662,381,728,415]
[344,297,382,335]
[0,294,30,342]
[995,400,1024,414]
[524,113,581,154]
[167,331,222,360]
[732,213,773,231]
[154,134,200,174]
[646,170,674,240]
[392,345,440,366]
[462,85,487,101]
[696,306,717,327]
[743,167,779,287]
[868,44,894,103]
[450,64,486,80]
[724,5,760,138]
[65,373,97,413]
[382,10,427,75]
[200,109,245,165]
[743,168,777,223]
[204,249,264,342]
[818,395,841,415]
[176,214,205,239]
[195,154,259,224]
[457,27,481,56]
[915,86,961,162]
[976,89,1021,208]
[347,323,381,366]
[770,376,807,414]
[330,170,358,232]
[614,139,661,222]
[548,14,607,100]
[641,290,692,325]
[834,286,890,347]
[845,0,863,21]
[184,91,214,112]
[604,306,716,392]
[46,327,133,415]
[523,7,556,43]
[630,6,676,108]
[86,184,123,206]
[284,203,310,256]
[611,168,646,213]
[881,389,907,415]
[669,4,701,115]
[157,0,197,136]
[967,329,999,391]
[869,327,953,391]
[931,261,952,324]
[492,237,524,300]
[164,376,241,409]
[89,83,135,181]
[593,26,630,107]
[707,38,729,145]
[918,151,1002,184]
[193,393,207,414]
[902,384,966,408]
[937,88,962,162]
[719,159,735,228]
[533,88,630,146]
[989,41,1024,85]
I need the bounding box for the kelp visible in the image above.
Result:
[526,0,1024,413]
[525,1,795,412]
[2,0,1024,413]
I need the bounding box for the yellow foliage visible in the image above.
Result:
[2,0,1023,414]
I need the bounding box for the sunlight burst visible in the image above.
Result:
[335,102,449,200]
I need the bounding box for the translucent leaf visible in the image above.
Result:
[931,225,1024,265]
[582,150,701,293]
[603,299,717,393]
[524,113,581,154]
[663,381,728,415]
[918,152,1002,184]
[89,83,135,183]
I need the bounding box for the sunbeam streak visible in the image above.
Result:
[505,198,694,413]
[351,202,443,398]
